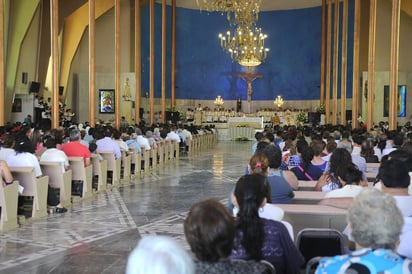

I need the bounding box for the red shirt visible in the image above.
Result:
[62,142,91,166]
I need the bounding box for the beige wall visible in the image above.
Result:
[69,3,133,121]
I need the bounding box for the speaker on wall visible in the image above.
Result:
[29,81,40,93]
[22,72,28,84]
[59,86,64,96]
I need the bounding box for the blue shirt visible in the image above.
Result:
[315,248,412,274]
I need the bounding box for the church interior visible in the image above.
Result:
[0,0,412,272]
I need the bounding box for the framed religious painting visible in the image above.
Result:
[99,89,115,113]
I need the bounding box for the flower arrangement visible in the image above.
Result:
[316,104,326,114]
[234,136,249,141]
[296,111,307,123]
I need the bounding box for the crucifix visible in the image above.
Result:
[236,67,263,113]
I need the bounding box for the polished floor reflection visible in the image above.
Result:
[0,141,251,274]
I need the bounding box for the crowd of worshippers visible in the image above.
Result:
[0,122,214,215]
[124,123,412,273]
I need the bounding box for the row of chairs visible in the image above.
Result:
[0,132,218,232]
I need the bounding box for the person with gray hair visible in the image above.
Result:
[69,128,81,141]
[62,128,91,166]
[315,188,412,273]
[126,235,194,274]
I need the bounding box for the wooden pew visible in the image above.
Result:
[90,155,107,192]
[274,204,347,240]
[171,140,179,161]
[186,138,193,154]
[128,147,141,177]
[298,180,317,191]
[150,145,158,172]
[0,180,19,232]
[99,152,121,187]
[157,140,165,166]
[9,166,49,219]
[293,191,326,204]
[366,162,380,173]
[120,150,131,182]
[40,161,72,207]
[68,157,93,198]
[140,146,150,174]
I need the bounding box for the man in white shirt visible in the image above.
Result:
[165,126,181,143]
[336,157,412,256]
[371,158,412,258]
[136,128,151,151]
[40,136,69,172]
[96,127,121,159]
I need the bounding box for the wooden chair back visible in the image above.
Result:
[121,150,131,181]
[140,146,149,173]
[9,166,49,219]
[90,155,107,192]
[99,152,121,186]
[0,179,19,232]
[128,146,141,176]
[68,157,93,198]
[40,161,72,207]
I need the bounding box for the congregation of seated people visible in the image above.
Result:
[3,117,412,272]
[0,119,214,219]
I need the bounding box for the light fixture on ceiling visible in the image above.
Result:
[274,95,284,109]
[196,0,262,26]
[214,95,224,109]
[218,24,269,67]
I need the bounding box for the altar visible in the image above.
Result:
[228,127,256,140]
[227,117,263,129]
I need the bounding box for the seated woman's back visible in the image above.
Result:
[231,218,302,274]
[230,174,304,274]
[185,199,274,274]
[291,146,323,181]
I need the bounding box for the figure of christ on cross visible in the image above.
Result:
[236,67,263,113]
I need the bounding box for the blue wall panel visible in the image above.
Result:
[141,3,354,102]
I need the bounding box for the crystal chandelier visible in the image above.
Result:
[274,95,284,109]
[219,24,269,67]
[214,95,224,109]
[196,0,262,26]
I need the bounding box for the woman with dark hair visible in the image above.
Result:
[185,199,274,274]
[310,139,328,171]
[230,174,304,274]
[290,146,323,181]
[262,145,298,204]
[360,139,379,163]
[315,148,359,192]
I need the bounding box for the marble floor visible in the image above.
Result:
[0,141,252,274]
